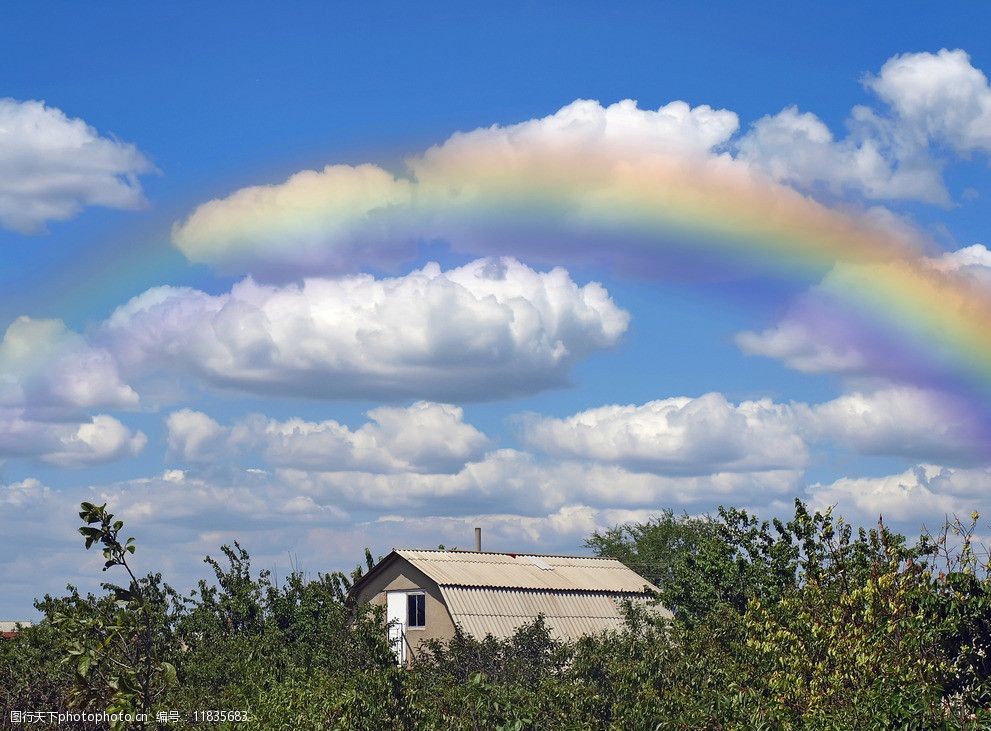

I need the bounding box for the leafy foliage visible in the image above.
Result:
[2,499,991,729]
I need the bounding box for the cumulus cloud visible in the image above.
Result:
[0,316,138,410]
[167,401,489,474]
[101,258,628,401]
[934,243,991,270]
[865,49,991,154]
[0,409,146,466]
[410,98,738,173]
[739,49,991,204]
[931,243,991,290]
[165,409,228,463]
[521,393,807,475]
[737,105,947,203]
[0,99,155,233]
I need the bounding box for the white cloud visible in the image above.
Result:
[931,243,991,289]
[0,477,51,508]
[0,317,144,467]
[521,393,807,474]
[168,401,489,474]
[102,258,628,401]
[4,452,987,617]
[411,98,738,174]
[935,243,991,270]
[41,414,147,467]
[800,387,985,463]
[370,504,666,551]
[0,99,154,233]
[865,49,991,154]
[0,409,146,467]
[737,105,947,203]
[734,317,870,375]
[0,316,137,410]
[165,409,227,463]
[0,468,356,616]
[739,49,991,205]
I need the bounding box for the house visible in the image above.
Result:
[0,621,32,640]
[349,534,665,663]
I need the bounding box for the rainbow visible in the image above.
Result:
[408,148,991,398]
[19,144,991,440]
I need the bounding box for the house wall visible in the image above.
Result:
[353,557,457,659]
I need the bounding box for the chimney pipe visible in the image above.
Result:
[474,527,482,552]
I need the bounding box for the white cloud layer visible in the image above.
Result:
[13,449,990,616]
[0,99,154,233]
[167,401,489,474]
[522,387,986,470]
[0,317,138,410]
[0,467,683,617]
[278,448,803,519]
[809,463,991,525]
[2,440,988,616]
[101,258,628,401]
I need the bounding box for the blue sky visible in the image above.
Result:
[2,3,991,617]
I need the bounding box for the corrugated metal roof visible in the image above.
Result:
[396,550,658,593]
[440,586,668,641]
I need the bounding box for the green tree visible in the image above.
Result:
[51,502,176,727]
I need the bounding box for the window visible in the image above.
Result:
[407,593,426,628]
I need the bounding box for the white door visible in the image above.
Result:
[386,591,407,664]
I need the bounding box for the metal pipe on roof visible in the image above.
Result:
[474,527,482,552]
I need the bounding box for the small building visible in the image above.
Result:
[0,621,32,640]
[349,545,665,663]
